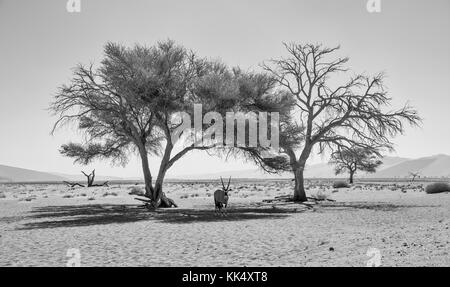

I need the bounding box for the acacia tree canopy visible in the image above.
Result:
[51,40,221,206]
[330,147,383,183]
[50,40,278,208]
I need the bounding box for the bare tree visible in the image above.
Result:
[329,147,382,184]
[81,170,96,187]
[260,43,421,201]
[82,169,109,187]
[409,171,420,182]
[63,169,108,188]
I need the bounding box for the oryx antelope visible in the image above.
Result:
[214,177,231,216]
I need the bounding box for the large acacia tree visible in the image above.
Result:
[51,40,274,208]
[260,43,420,201]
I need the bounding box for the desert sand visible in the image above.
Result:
[0,180,448,266]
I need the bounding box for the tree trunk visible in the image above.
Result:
[293,167,307,202]
[152,153,177,208]
[89,170,95,186]
[153,180,177,208]
[82,170,95,187]
[292,145,311,202]
[349,170,355,184]
[138,149,154,198]
[153,176,164,207]
[138,144,177,209]
[153,142,171,204]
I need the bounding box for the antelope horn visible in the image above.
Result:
[220,177,225,189]
[226,176,231,190]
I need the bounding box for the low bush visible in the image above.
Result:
[316,190,329,200]
[128,186,145,196]
[332,181,350,188]
[425,182,450,194]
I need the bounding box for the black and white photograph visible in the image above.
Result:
[0,0,449,273]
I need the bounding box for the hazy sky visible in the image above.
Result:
[0,0,449,177]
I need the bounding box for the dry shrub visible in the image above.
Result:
[103,191,118,197]
[128,186,145,196]
[19,196,35,202]
[425,182,450,194]
[333,181,350,188]
[316,190,329,200]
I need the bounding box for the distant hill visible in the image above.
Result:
[300,156,410,178]
[171,155,450,180]
[49,172,124,182]
[371,154,450,178]
[377,156,410,169]
[0,165,66,182]
[0,165,127,183]
[301,155,448,179]
[169,169,292,180]
[1,154,449,182]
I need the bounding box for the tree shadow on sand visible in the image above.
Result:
[315,201,434,212]
[16,203,296,230]
[15,201,432,230]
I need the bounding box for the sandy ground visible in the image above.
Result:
[0,180,448,266]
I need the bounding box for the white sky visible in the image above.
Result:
[0,0,449,177]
